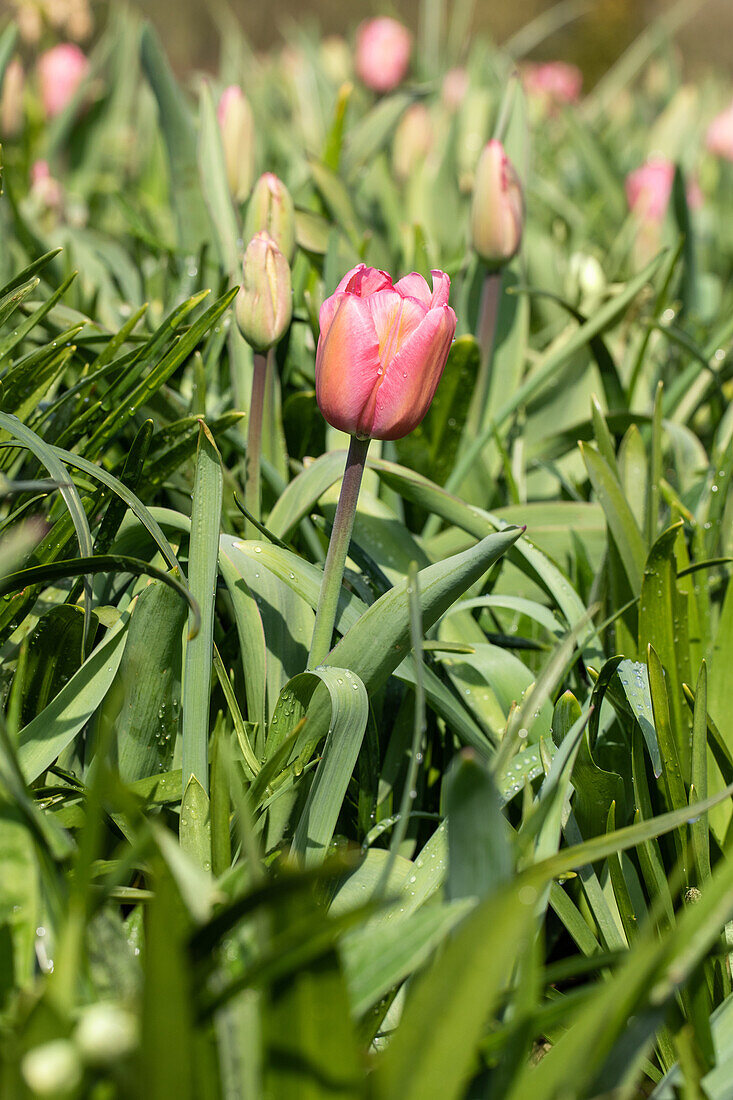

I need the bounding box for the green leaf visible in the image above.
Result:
[17,613,130,782]
[197,81,240,277]
[140,22,211,252]
[110,578,186,782]
[446,749,513,900]
[182,425,222,796]
[286,667,369,866]
[180,776,212,872]
[581,441,647,592]
[374,873,538,1100]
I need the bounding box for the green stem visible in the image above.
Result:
[467,269,502,436]
[244,349,269,535]
[308,434,370,668]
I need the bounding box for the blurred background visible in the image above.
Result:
[118,0,733,80]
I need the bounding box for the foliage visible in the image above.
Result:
[0,2,732,1097]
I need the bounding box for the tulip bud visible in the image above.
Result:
[393,103,433,183]
[75,1003,138,1065]
[236,233,292,352]
[355,17,411,94]
[625,158,674,222]
[567,252,605,307]
[442,67,469,112]
[217,85,255,203]
[244,172,296,263]
[37,42,89,119]
[706,103,733,162]
[316,264,456,441]
[30,159,64,212]
[523,61,582,110]
[1,58,25,137]
[470,140,524,268]
[21,1040,82,1097]
[320,35,352,85]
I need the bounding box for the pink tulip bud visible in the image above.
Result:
[442,67,469,112]
[244,173,296,262]
[217,85,255,203]
[1,58,25,137]
[37,43,88,119]
[393,103,433,182]
[625,158,674,222]
[523,61,582,108]
[706,104,733,162]
[470,140,524,268]
[316,265,456,441]
[30,159,63,211]
[236,233,292,352]
[355,17,411,94]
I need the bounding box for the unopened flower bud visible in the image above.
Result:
[217,84,255,203]
[355,17,411,94]
[236,233,292,352]
[244,172,296,262]
[21,1040,82,1097]
[706,102,733,162]
[393,102,433,182]
[75,1003,138,1065]
[37,42,89,119]
[567,252,605,307]
[442,67,468,112]
[470,140,524,268]
[1,57,25,137]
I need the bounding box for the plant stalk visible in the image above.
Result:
[308,434,370,668]
[467,269,502,435]
[244,349,269,535]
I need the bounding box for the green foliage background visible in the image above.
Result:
[0,0,732,1097]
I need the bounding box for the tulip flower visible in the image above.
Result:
[523,61,582,109]
[470,140,524,269]
[236,233,292,529]
[37,43,88,119]
[315,264,456,442]
[217,84,255,202]
[355,17,411,94]
[625,158,674,222]
[310,264,455,668]
[393,102,433,182]
[244,172,296,262]
[706,103,733,162]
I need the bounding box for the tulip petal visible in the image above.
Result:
[315,294,381,436]
[429,270,451,308]
[368,288,427,366]
[368,305,456,440]
[339,264,393,297]
[332,264,368,297]
[394,272,431,305]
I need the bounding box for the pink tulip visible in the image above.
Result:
[523,61,582,107]
[316,265,456,441]
[355,17,411,94]
[30,160,63,210]
[626,158,674,221]
[706,104,733,162]
[470,140,524,268]
[217,84,255,201]
[37,43,88,118]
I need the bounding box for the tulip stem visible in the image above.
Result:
[468,270,502,435]
[244,349,269,534]
[308,434,370,668]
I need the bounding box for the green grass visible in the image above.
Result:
[0,1,732,1097]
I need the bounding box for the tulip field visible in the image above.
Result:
[2,0,733,1096]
